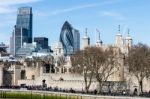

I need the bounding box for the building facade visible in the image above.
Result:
[16,7,32,43]
[14,27,28,54]
[72,29,80,52]
[34,37,48,49]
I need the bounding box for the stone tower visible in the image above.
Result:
[125,29,132,48]
[82,28,90,49]
[96,29,103,47]
[115,25,124,47]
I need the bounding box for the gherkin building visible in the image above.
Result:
[60,21,80,56]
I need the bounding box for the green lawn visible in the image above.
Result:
[0,91,79,99]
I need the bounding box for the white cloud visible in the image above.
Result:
[0,0,40,14]
[100,11,125,20]
[51,4,98,15]
[51,0,120,15]
[0,6,15,14]
[0,0,40,6]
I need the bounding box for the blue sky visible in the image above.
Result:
[0,0,150,47]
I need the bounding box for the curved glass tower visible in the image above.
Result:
[60,21,74,55]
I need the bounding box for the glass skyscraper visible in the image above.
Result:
[72,29,80,52]
[60,21,80,56]
[16,7,32,43]
[14,27,28,53]
[10,7,33,55]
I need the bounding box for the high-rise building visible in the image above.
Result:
[10,7,33,55]
[60,21,80,56]
[10,26,28,55]
[72,29,80,52]
[34,37,48,49]
[10,32,15,55]
[16,7,32,43]
[15,27,28,53]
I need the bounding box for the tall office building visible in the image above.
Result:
[16,7,32,43]
[60,21,80,56]
[10,32,15,55]
[72,29,80,52]
[15,27,28,53]
[10,7,33,55]
[34,37,48,49]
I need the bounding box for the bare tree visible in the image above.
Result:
[71,46,119,93]
[126,43,150,93]
[94,46,120,93]
[71,47,96,93]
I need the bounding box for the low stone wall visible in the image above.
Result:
[18,79,98,91]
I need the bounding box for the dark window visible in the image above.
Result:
[32,75,35,80]
[21,70,26,79]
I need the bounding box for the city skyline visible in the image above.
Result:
[0,0,150,47]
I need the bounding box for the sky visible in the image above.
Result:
[0,0,150,48]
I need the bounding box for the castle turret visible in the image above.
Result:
[115,25,124,47]
[96,29,103,47]
[82,28,90,49]
[125,29,132,48]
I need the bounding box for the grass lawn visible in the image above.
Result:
[0,91,78,99]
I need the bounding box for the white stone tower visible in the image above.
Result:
[114,25,125,81]
[115,25,124,47]
[125,29,132,48]
[96,29,103,47]
[82,28,90,49]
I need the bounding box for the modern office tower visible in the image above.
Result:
[10,27,28,55]
[16,7,32,43]
[10,31,15,55]
[60,21,80,56]
[10,7,33,55]
[34,37,48,49]
[14,27,28,53]
[72,29,80,52]
[82,28,90,49]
